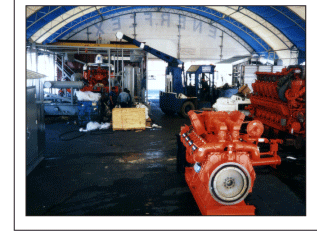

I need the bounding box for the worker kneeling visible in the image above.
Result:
[118,88,132,108]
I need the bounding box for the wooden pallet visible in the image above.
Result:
[112,108,146,131]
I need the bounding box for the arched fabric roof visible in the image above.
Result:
[26,6,306,63]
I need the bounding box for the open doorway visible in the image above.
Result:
[147,60,167,101]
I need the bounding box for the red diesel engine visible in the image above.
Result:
[179,110,282,215]
[247,66,305,148]
[81,65,117,93]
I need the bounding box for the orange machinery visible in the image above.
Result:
[247,66,305,148]
[81,64,118,94]
[179,110,282,215]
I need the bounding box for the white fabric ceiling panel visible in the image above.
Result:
[26,6,43,18]
[287,6,306,20]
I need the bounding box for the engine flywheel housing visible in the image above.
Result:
[209,162,251,205]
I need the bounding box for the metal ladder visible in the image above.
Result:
[56,55,75,81]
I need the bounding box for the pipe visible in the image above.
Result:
[194,141,261,163]
[278,79,291,102]
[188,111,206,136]
[251,157,281,167]
[234,142,260,161]
[44,81,84,89]
[193,142,227,162]
[287,65,306,80]
[74,59,86,65]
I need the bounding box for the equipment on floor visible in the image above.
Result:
[40,41,149,116]
[116,32,222,117]
[77,101,100,126]
[26,76,45,175]
[212,94,251,115]
[246,65,306,148]
[179,110,282,215]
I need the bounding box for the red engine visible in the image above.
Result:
[81,66,117,93]
[180,110,282,215]
[247,66,305,147]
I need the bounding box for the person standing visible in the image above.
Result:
[109,87,118,111]
[201,77,209,101]
[118,88,131,108]
[99,92,108,122]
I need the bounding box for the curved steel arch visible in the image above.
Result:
[270,6,305,31]
[33,6,97,43]
[62,8,254,54]
[26,6,77,40]
[225,6,293,50]
[39,5,273,56]
[27,6,60,29]
[245,6,305,50]
[40,6,135,43]
[27,5,305,59]
[245,6,305,63]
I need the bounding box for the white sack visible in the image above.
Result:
[100,123,111,130]
[86,121,101,131]
[75,91,101,101]
[136,103,149,119]
[79,122,111,132]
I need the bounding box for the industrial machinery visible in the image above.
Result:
[123,65,144,104]
[116,32,219,117]
[81,54,117,93]
[38,41,148,116]
[246,65,306,148]
[178,110,282,215]
[212,94,251,115]
[26,70,46,175]
[43,80,85,115]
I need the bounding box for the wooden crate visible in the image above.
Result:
[112,108,146,131]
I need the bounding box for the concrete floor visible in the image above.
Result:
[26,100,306,216]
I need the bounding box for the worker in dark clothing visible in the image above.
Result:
[126,89,132,107]
[118,88,131,108]
[99,92,108,122]
[109,87,118,111]
[201,76,209,101]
